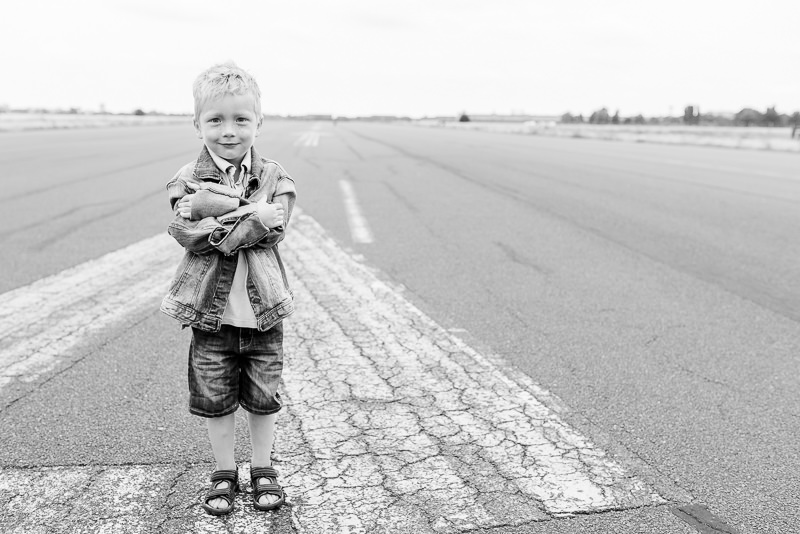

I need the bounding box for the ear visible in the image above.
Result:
[193,117,202,139]
[255,115,263,137]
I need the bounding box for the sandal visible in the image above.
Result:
[201,468,240,516]
[250,466,285,511]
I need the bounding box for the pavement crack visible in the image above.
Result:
[494,240,551,275]
[155,467,190,531]
[0,149,189,204]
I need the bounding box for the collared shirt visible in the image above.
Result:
[207,146,252,193]
[206,145,258,328]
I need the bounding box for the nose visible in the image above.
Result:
[222,120,235,137]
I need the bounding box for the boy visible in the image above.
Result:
[161,62,296,515]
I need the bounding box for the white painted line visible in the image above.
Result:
[293,132,307,146]
[0,463,282,534]
[293,131,320,147]
[0,208,662,533]
[0,234,182,388]
[292,132,308,147]
[277,212,663,531]
[338,180,374,244]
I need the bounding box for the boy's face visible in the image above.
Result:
[194,92,262,166]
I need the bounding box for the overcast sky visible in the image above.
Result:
[2,0,798,118]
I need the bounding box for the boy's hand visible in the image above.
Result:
[177,195,195,219]
[257,200,285,229]
[176,182,200,219]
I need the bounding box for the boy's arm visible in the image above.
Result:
[252,191,295,250]
[176,182,244,220]
[252,177,296,250]
[166,174,271,256]
[166,175,222,255]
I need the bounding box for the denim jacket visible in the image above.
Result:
[160,145,296,332]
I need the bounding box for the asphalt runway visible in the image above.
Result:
[0,122,798,533]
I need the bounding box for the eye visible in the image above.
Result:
[208,118,221,124]
[236,117,249,123]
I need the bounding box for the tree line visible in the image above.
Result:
[561,106,800,127]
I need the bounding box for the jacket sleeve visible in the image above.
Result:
[252,176,296,250]
[190,189,241,220]
[165,172,271,256]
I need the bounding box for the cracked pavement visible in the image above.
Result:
[273,211,663,533]
[0,210,664,533]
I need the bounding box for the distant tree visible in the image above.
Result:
[589,107,610,124]
[561,112,576,123]
[577,114,585,123]
[699,112,733,127]
[611,110,620,124]
[633,114,645,124]
[134,108,146,116]
[683,105,700,125]
[458,112,470,122]
[792,112,800,138]
[735,108,762,127]
[763,106,780,127]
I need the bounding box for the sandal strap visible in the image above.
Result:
[210,469,238,483]
[251,466,278,480]
[254,483,283,494]
[205,469,237,505]
[254,486,284,502]
[205,488,234,502]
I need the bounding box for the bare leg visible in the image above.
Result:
[206,413,236,510]
[247,412,279,506]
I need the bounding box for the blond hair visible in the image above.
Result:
[193,62,262,119]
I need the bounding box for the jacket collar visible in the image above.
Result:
[193,145,264,191]
[206,146,252,179]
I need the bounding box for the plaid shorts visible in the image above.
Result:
[188,323,284,418]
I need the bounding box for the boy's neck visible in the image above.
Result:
[206,144,251,172]
[222,154,246,168]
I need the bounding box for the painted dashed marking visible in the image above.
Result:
[339,180,374,244]
[293,131,320,147]
[0,209,664,533]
